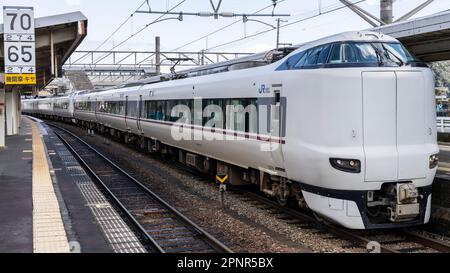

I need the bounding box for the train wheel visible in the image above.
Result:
[275,180,290,207]
[276,193,289,207]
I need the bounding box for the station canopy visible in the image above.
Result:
[0,12,88,90]
[374,9,450,62]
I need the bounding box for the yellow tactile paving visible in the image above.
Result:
[31,121,70,253]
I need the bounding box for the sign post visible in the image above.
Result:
[3,6,36,85]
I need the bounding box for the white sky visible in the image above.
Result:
[1,0,450,54]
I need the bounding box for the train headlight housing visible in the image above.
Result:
[429,154,439,169]
[330,158,361,173]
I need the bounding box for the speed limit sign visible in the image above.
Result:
[3,6,36,85]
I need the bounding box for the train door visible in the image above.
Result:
[125,96,130,131]
[137,95,144,135]
[94,98,98,123]
[270,87,286,170]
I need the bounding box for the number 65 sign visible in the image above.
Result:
[3,6,36,85]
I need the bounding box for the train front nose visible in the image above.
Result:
[362,71,430,182]
[301,69,438,229]
[358,70,437,226]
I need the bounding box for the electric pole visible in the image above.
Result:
[380,0,393,24]
[155,36,161,75]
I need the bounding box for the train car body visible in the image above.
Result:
[22,31,439,229]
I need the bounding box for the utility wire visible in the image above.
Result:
[71,0,148,65]
[171,0,288,51]
[92,0,188,65]
[206,0,367,51]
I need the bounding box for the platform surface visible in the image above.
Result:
[0,118,33,253]
[0,117,129,253]
[31,120,70,253]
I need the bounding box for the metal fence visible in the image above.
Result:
[437,117,450,133]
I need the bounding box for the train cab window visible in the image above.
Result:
[328,43,379,64]
[328,44,342,64]
[303,47,321,67]
[293,46,326,69]
[276,52,305,70]
[293,51,309,69]
[316,44,332,64]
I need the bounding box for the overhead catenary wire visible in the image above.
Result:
[206,0,367,51]
[171,0,289,51]
[92,0,188,66]
[71,0,149,66]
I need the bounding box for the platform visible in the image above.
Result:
[0,117,144,253]
[0,118,33,253]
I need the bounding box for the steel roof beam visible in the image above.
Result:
[338,0,380,27]
[395,0,434,22]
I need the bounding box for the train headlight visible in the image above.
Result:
[330,158,361,173]
[429,154,439,169]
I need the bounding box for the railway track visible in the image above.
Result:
[48,121,450,253]
[50,124,232,254]
[236,190,450,253]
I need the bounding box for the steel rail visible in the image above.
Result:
[239,190,400,253]
[49,123,233,254]
[46,121,449,254]
[399,230,450,253]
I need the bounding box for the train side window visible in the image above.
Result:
[165,100,178,122]
[155,101,165,121]
[145,101,157,120]
[119,101,125,115]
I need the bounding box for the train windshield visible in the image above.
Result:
[380,42,420,65]
[282,41,425,70]
[327,42,422,67]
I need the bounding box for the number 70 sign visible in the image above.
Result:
[3,6,36,85]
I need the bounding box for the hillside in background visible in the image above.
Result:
[431,61,450,89]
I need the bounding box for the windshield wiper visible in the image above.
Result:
[370,44,384,66]
[382,44,405,67]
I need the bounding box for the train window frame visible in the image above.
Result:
[276,51,306,71]
[276,40,426,70]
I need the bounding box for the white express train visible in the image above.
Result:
[23,31,439,229]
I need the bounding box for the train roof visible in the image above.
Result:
[27,30,399,100]
[291,30,399,54]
